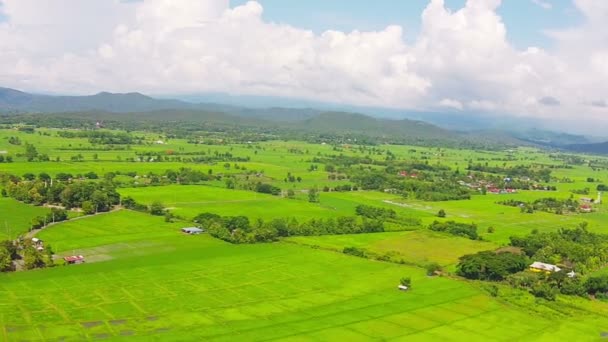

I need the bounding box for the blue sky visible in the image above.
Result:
[231,0,583,49]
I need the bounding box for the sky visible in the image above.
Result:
[0,0,606,133]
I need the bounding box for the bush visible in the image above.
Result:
[343,246,366,258]
[149,201,165,216]
[400,277,412,288]
[425,262,442,276]
[457,251,528,281]
[437,209,446,218]
[530,283,557,301]
[429,220,478,240]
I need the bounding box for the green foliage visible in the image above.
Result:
[255,183,281,196]
[429,220,478,240]
[457,251,528,281]
[529,282,557,301]
[149,201,165,216]
[198,212,386,244]
[425,262,442,276]
[308,187,319,203]
[355,205,396,220]
[509,226,608,271]
[437,209,446,218]
[343,247,366,258]
[399,277,412,287]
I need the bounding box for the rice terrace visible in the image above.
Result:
[2,0,608,341]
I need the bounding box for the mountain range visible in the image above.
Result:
[0,86,605,153]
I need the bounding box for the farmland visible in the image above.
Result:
[2,124,608,340]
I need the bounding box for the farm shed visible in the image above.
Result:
[181,227,204,235]
[529,261,561,273]
[64,255,85,265]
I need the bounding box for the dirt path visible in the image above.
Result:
[24,208,122,240]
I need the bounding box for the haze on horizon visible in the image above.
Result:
[0,0,607,134]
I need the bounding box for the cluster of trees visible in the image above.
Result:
[355,205,396,220]
[498,197,579,214]
[457,225,608,301]
[457,251,529,281]
[349,169,471,201]
[57,130,140,145]
[509,225,608,273]
[322,184,356,192]
[401,179,471,201]
[0,239,54,272]
[255,183,281,196]
[195,213,387,244]
[429,220,478,240]
[0,155,13,163]
[31,208,69,229]
[8,136,21,145]
[5,178,119,211]
[466,164,551,182]
[597,184,608,191]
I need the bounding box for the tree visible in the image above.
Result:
[81,201,95,215]
[149,201,165,216]
[425,262,442,276]
[400,277,412,288]
[24,143,38,161]
[0,247,13,272]
[308,187,319,203]
[286,189,295,199]
[437,209,446,218]
[23,247,46,270]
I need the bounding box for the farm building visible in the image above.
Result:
[580,197,593,203]
[397,285,409,291]
[31,238,44,251]
[64,255,85,265]
[580,204,592,213]
[181,227,204,235]
[529,261,561,273]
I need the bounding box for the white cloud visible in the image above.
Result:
[0,0,607,133]
[439,98,463,110]
[532,0,552,10]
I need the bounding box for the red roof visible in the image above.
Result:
[64,255,84,262]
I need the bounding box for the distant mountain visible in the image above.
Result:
[563,141,608,155]
[510,129,592,147]
[1,86,594,149]
[0,87,200,113]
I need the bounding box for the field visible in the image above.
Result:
[286,230,498,268]
[1,211,607,341]
[0,197,51,240]
[3,126,608,340]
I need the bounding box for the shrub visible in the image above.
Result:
[425,262,442,276]
[437,209,446,218]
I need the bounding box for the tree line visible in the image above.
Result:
[195,213,389,244]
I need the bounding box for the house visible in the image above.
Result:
[580,204,592,213]
[181,227,204,235]
[31,238,44,251]
[580,197,593,203]
[397,285,409,291]
[64,255,85,264]
[529,261,561,273]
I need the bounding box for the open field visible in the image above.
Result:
[2,211,607,341]
[3,126,608,340]
[0,197,51,240]
[286,230,498,268]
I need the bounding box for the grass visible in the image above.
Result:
[4,128,608,339]
[1,212,605,341]
[119,185,349,220]
[0,197,51,240]
[37,210,185,253]
[286,230,498,268]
